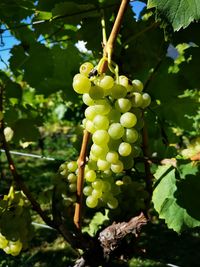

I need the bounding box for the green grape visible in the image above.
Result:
[141,93,151,108]
[108,123,124,140]
[94,99,111,115]
[99,75,114,90]
[92,179,103,190]
[83,185,93,196]
[108,109,121,123]
[85,169,96,182]
[106,151,119,164]
[110,84,127,99]
[108,139,121,151]
[90,143,108,158]
[111,160,124,173]
[67,161,78,172]
[92,189,102,198]
[118,142,132,156]
[97,159,111,171]
[73,74,91,94]
[86,195,98,208]
[115,98,131,113]
[85,106,97,120]
[132,79,144,92]
[89,152,98,161]
[131,92,143,107]
[89,85,104,100]
[120,112,137,128]
[102,181,111,192]
[69,183,77,193]
[82,93,95,106]
[107,197,118,209]
[79,62,94,76]
[118,75,129,89]
[85,120,96,133]
[123,128,138,143]
[93,114,109,130]
[92,130,110,145]
[67,173,77,183]
[87,160,97,170]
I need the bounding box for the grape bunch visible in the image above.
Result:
[70,61,151,209]
[0,187,33,256]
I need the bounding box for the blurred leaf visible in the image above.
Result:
[13,118,40,142]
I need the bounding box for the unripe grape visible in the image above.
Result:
[99,75,114,90]
[102,181,111,192]
[118,142,132,156]
[108,123,124,140]
[89,85,104,100]
[92,130,110,145]
[123,128,138,143]
[141,93,151,108]
[106,151,119,164]
[120,112,137,128]
[97,159,111,171]
[107,197,118,209]
[92,189,102,198]
[67,161,78,172]
[85,169,96,182]
[93,114,109,130]
[92,179,103,190]
[79,62,94,76]
[67,173,77,183]
[115,98,131,113]
[83,185,93,196]
[69,183,77,192]
[111,160,124,173]
[110,84,127,99]
[132,79,144,92]
[119,75,129,89]
[131,92,143,107]
[94,99,111,115]
[86,195,98,208]
[91,143,108,158]
[73,74,91,94]
[85,106,97,120]
[108,109,121,123]
[82,93,94,106]
[85,120,96,133]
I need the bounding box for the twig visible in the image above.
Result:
[74,130,90,229]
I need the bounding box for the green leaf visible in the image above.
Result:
[147,0,200,31]
[5,80,22,100]
[152,167,200,232]
[83,210,109,236]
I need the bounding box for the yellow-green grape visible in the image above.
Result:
[131,92,143,107]
[79,62,94,76]
[99,75,114,90]
[82,93,95,106]
[73,74,91,94]
[86,195,98,208]
[118,75,129,89]
[92,130,110,145]
[108,123,124,140]
[118,142,132,157]
[115,98,132,113]
[85,169,96,182]
[110,84,127,99]
[67,161,78,172]
[132,79,144,92]
[67,173,77,183]
[107,197,118,209]
[141,93,151,108]
[93,114,109,130]
[89,85,104,100]
[120,112,137,128]
[4,127,14,142]
[111,160,124,173]
[0,234,8,249]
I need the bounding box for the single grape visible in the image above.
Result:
[97,159,111,171]
[108,123,124,140]
[92,179,103,190]
[92,189,102,198]
[85,169,96,182]
[108,109,121,123]
[107,197,118,209]
[90,143,108,158]
[73,74,91,94]
[141,93,151,108]
[131,92,143,107]
[115,98,131,113]
[67,161,78,172]
[94,99,111,115]
[85,106,97,120]
[79,62,94,76]
[86,195,98,208]
[102,181,111,192]
[106,151,119,164]
[118,75,129,89]
[120,112,137,128]
[92,130,110,145]
[85,120,96,133]
[83,185,93,196]
[67,173,77,183]
[99,75,114,90]
[111,160,124,173]
[123,128,138,143]
[110,84,127,99]
[69,183,77,192]
[82,93,95,106]
[118,142,132,156]
[89,85,104,100]
[132,79,144,92]
[93,114,109,130]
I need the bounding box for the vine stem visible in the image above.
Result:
[73,0,130,230]
[0,85,54,228]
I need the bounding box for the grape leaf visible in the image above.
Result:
[147,0,200,31]
[83,211,109,236]
[152,167,200,232]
